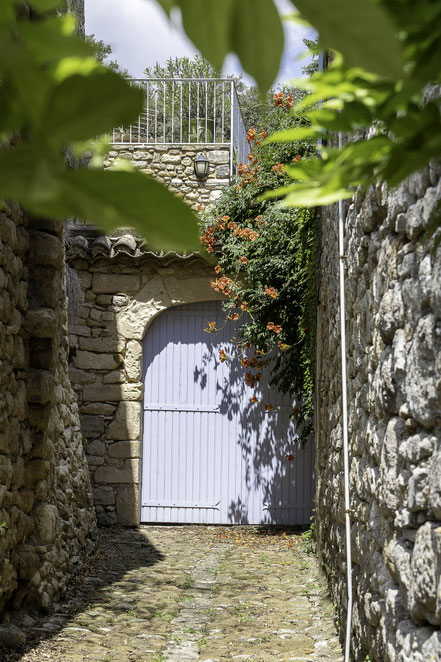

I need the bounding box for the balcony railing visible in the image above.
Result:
[110,78,250,177]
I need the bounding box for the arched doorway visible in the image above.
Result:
[141,301,314,524]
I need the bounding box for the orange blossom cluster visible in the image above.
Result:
[216,215,230,230]
[246,126,268,145]
[200,225,216,253]
[244,371,262,388]
[264,285,278,299]
[233,227,259,241]
[237,161,259,187]
[273,91,293,109]
[267,322,282,334]
[272,162,285,175]
[210,275,236,297]
[218,349,228,362]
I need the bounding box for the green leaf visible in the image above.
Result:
[176,0,235,72]
[283,10,312,28]
[0,0,15,28]
[232,0,284,91]
[282,183,354,207]
[265,127,319,144]
[284,158,324,181]
[152,0,284,91]
[43,71,144,144]
[28,0,66,11]
[0,84,20,134]
[62,169,200,250]
[293,0,404,78]
[155,0,175,16]
[309,102,372,131]
[18,16,93,65]
[334,136,391,168]
[0,33,51,126]
[0,147,199,251]
[385,134,441,187]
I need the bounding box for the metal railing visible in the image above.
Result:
[110,78,250,176]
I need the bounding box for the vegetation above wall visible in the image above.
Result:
[141,52,313,135]
[200,99,317,442]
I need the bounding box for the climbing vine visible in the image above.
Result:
[200,95,317,442]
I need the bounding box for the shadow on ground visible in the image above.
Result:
[1,527,164,661]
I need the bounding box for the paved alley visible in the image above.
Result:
[4,527,343,662]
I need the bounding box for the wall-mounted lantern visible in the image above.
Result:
[194,153,209,180]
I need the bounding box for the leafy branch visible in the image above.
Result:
[157,0,441,232]
[0,0,198,250]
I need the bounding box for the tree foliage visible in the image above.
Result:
[144,54,222,81]
[85,34,129,76]
[301,38,319,78]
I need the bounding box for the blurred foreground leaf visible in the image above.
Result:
[155,0,284,91]
[0,148,198,251]
[293,0,403,78]
[0,3,199,250]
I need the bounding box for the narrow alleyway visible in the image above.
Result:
[4,527,343,662]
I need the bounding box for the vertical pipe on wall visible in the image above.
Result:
[146,81,150,143]
[338,130,353,662]
[230,81,234,177]
[222,81,225,142]
[163,80,166,143]
[171,80,175,143]
[213,81,217,143]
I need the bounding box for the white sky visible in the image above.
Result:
[85,0,315,86]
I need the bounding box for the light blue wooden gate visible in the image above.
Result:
[141,301,314,524]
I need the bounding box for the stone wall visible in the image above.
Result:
[67,233,222,526]
[315,162,441,660]
[104,144,231,209]
[0,0,96,635]
[0,205,96,630]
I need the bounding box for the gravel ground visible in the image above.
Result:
[0,526,343,662]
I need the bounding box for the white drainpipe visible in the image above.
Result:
[338,131,353,662]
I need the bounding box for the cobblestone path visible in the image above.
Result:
[6,526,343,662]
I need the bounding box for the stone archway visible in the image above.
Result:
[108,269,224,525]
[67,242,223,526]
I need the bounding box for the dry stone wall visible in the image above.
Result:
[0,204,96,629]
[315,161,441,661]
[104,144,231,209]
[67,234,223,526]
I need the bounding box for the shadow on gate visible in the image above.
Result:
[194,315,314,526]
